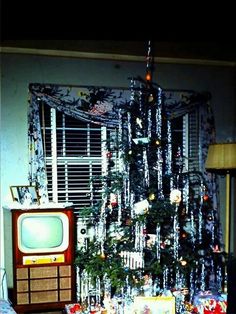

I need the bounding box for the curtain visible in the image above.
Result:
[28,84,131,202]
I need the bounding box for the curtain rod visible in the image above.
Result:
[29,82,196,94]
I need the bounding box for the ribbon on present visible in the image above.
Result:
[203,299,227,314]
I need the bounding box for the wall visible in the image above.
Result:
[1,52,235,294]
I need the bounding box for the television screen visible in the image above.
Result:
[17,212,69,253]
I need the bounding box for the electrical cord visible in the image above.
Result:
[0,267,7,301]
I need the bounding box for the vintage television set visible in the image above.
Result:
[11,208,76,313]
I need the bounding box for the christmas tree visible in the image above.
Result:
[74,42,226,313]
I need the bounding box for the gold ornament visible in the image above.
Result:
[148,193,156,201]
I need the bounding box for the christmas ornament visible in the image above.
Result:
[170,189,182,204]
[106,151,112,158]
[110,193,118,207]
[148,193,156,201]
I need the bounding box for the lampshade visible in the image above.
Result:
[205,142,236,170]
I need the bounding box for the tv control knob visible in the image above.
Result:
[32,258,36,263]
[52,257,57,262]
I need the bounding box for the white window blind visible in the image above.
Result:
[41,105,110,212]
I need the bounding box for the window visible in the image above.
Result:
[40,104,114,212]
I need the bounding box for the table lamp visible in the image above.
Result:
[205,142,236,254]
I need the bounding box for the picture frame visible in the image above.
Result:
[10,185,39,206]
[132,296,175,314]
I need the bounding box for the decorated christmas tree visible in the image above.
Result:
[74,42,226,313]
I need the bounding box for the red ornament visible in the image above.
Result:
[74,304,81,311]
[203,194,209,201]
[160,242,166,249]
[106,151,112,158]
[110,193,118,207]
[213,244,222,253]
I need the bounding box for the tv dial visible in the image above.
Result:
[23,254,65,265]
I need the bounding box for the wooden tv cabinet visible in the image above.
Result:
[11,208,76,313]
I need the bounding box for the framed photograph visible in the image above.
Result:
[132,296,175,314]
[10,186,39,206]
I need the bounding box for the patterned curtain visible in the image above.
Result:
[28,84,131,202]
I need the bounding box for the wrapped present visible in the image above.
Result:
[65,303,83,314]
[65,302,106,314]
[193,291,227,314]
[132,296,175,314]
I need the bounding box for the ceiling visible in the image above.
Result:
[1,40,236,62]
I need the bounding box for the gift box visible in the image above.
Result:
[65,303,106,314]
[65,303,83,314]
[132,296,175,314]
[193,291,227,314]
